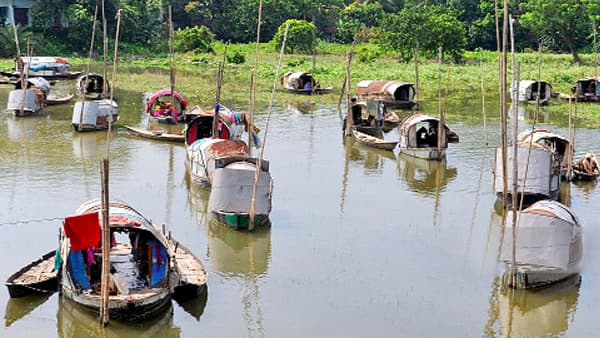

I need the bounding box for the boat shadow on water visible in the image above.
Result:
[396,153,458,196]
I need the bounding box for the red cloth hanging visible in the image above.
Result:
[63,212,101,251]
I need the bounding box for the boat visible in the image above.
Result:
[47,93,74,105]
[71,73,118,132]
[345,100,398,151]
[58,199,207,321]
[356,80,416,109]
[144,89,188,124]
[571,153,600,181]
[511,80,552,105]
[1,56,82,80]
[352,100,401,129]
[351,127,397,151]
[517,128,571,177]
[124,125,184,143]
[281,71,333,94]
[398,113,459,160]
[6,77,51,116]
[500,200,583,289]
[185,106,273,229]
[5,250,58,298]
[571,77,600,102]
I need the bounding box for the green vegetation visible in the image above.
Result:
[272,19,316,54]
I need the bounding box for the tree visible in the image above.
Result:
[380,4,467,62]
[271,19,316,54]
[520,0,600,64]
[174,25,215,53]
[336,2,384,43]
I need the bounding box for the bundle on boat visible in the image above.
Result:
[1,56,81,79]
[500,200,582,289]
[185,104,273,229]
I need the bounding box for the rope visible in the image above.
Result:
[0,217,63,227]
[248,24,288,231]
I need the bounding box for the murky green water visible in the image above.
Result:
[1,74,600,337]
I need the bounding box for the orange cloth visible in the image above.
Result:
[64,212,101,251]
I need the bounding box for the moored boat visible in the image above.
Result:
[72,73,118,132]
[356,80,416,109]
[1,56,81,80]
[511,80,553,105]
[124,125,185,143]
[517,128,571,177]
[500,200,583,289]
[58,199,207,321]
[398,113,458,160]
[7,77,51,116]
[281,71,333,94]
[5,250,58,298]
[144,89,188,124]
[185,106,273,229]
[571,77,600,102]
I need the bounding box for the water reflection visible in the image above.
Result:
[4,294,53,327]
[484,275,581,337]
[343,136,396,175]
[571,179,597,200]
[56,297,181,337]
[396,153,457,196]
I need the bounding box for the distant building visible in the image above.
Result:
[0,0,34,27]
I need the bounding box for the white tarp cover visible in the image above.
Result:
[494,146,558,196]
[501,213,576,271]
[72,99,118,125]
[208,165,272,215]
[7,89,39,112]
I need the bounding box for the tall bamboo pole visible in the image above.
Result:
[414,41,420,108]
[500,0,509,205]
[248,24,288,231]
[99,158,110,325]
[102,0,108,98]
[437,47,444,159]
[249,0,263,155]
[480,48,487,146]
[8,0,20,56]
[169,6,175,111]
[509,15,519,288]
[344,52,354,136]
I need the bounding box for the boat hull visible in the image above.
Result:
[351,128,397,151]
[5,251,58,298]
[211,211,270,229]
[399,147,445,160]
[125,125,184,143]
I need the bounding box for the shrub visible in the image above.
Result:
[174,25,215,53]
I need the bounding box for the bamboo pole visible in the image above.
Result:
[500,0,509,206]
[212,45,227,137]
[248,24,288,231]
[102,0,108,98]
[312,13,316,75]
[106,10,121,143]
[344,52,354,136]
[479,48,487,146]
[249,0,263,155]
[8,0,20,56]
[594,19,598,79]
[414,41,420,108]
[509,15,519,288]
[437,47,444,159]
[99,158,110,325]
[169,6,175,111]
[79,4,99,132]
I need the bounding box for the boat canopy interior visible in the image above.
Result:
[392,84,415,101]
[185,115,232,145]
[574,78,599,96]
[77,73,109,96]
[145,90,187,116]
[283,72,315,90]
[67,226,168,295]
[408,120,447,148]
[526,81,551,100]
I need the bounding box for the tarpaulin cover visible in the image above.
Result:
[64,212,101,251]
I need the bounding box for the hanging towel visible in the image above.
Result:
[63,212,101,251]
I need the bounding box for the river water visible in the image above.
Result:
[0,77,599,337]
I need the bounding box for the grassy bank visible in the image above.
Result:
[3,43,599,125]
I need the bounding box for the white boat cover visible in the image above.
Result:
[72,99,119,125]
[494,146,558,197]
[501,201,581,271]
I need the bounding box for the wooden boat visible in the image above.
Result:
[500,200,582,289]
[124,125,184,143]
[144,89,188,124]
[571,167,599,181]
[6,77,51,116]
[281,71,333,94]
[353,100,401,129]
[511,80,552,105]
[517,128,571,177]
[398,113,459,160]
[185,106,273,229]
[356,80,416,109]
[571,154,600,181]
[351,127,397,151]
[571,77,600,102]
[47,93,74,105]
[58,199,207,321]
[71,72,118,131]
[5,250,58,298]
[1,56,81,80]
